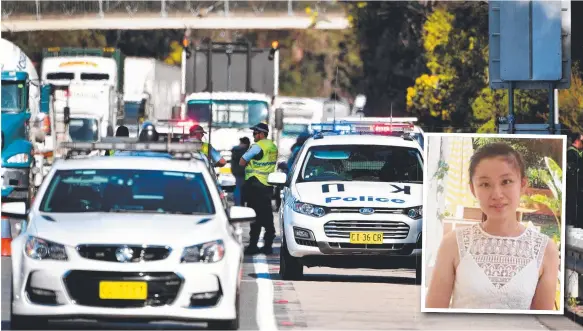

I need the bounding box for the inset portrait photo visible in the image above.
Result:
[421,133,566,315]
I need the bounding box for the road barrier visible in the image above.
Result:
[1,216,12,257]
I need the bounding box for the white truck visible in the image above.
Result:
[54,83,118,141]
[38,47,125,162]
[123,57,182,138]
[40,47,124,137]
[271,96,324,159]
[160,38,280,192]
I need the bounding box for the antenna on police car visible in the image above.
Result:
[390,102,393,132]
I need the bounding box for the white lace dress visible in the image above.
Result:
[450,223,549,309]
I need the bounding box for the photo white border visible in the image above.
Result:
[420,132,567,315]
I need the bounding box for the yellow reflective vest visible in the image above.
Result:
[245,139,278,186]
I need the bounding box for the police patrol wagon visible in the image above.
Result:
[268,119,424,281]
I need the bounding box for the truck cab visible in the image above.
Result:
[53,83,117,141]
[1,71,34,202]
[181,91,271,155]
[41,47,125,141]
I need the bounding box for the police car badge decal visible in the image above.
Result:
[321,183,345,193]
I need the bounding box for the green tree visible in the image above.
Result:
[345,1,429,116]
[407,2,493,132]
[555,63,583,133]
[3,30,107,63]
[104,30,184,63]
[406,2,548,132]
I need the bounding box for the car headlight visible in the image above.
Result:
[6,153,29,164]
[25,236,68,261]
[181,239,225,263]
[292,201,326,217]
[405,206,423,220]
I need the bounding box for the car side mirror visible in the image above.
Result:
[267,172,287,186]
[1,201,27,219]
[228,206,255,223]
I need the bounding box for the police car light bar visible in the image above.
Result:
[329,116,418,124]
[310,123,353,133]
[60,141,202,153]
[310,121,414,136]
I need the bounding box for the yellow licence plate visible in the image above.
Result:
[99,281,148,300]
[349,232,384,244]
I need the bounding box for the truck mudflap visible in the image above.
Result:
[1,167,30,200]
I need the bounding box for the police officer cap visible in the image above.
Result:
[250,123,269,134]
[189,125,206,135]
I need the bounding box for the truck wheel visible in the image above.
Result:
[280,236,303,280]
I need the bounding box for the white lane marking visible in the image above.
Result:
[253,254,278,330]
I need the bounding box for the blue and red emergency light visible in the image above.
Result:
[310,119,416,136]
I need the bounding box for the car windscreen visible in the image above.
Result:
[68,118,99,142]
[39,169,215,215]
[298,144,423,183]
[186,100,269,128]
[1,81,25,112]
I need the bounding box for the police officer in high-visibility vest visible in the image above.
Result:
[567,132,583,227]
[239,123,278,255]
[188,125,226,167]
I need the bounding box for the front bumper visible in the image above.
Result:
[282,210,422,268]
[12,251,237,322]
[1,167,29,200]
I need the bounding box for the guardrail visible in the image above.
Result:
[1,0,346,20]
[566,227,583,310]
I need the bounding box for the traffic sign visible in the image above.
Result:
[489,0,571,90]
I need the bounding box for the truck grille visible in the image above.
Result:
[64,271,182,308]
[76,244,171,262]
[324,220,410,239]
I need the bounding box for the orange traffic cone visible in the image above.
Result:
[1,216,12,257]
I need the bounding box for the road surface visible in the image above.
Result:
[1,214,582,330]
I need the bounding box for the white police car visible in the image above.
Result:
[2,141,255,330]
[268,120,424,281]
